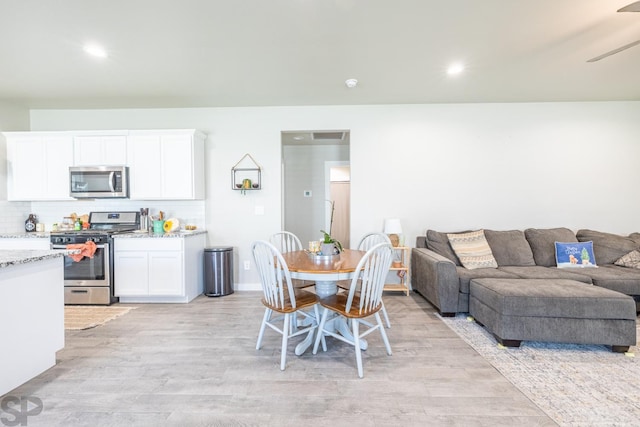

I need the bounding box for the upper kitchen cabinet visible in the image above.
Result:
[73,131,128,166]
[127,129,206,200]
[4,132,74,201]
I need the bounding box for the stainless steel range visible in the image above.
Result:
[51,211,139,305]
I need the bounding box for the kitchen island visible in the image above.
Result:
[0,250,66,396]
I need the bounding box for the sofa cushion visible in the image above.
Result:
[447,230,498,270]
[456,266,519,294]
[576,265,640,295]
[484,229,536,266]
[555,241,597,268]
[425,230,463,266]
[630,233,640,246]
[576,229,640,265]
[615,250,640,269]
[498,266,592,283]
[524,227,577,267]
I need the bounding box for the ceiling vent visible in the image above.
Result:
[312,131,345,141]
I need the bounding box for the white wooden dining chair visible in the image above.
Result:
[252,240,322,370]
[338,232,393,328]
[312,242,394,378]
[269,231,303,254]
[269,231,315,290]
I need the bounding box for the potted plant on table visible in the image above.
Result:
[320,229,343,255]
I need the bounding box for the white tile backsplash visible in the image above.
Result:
[0,201,31,233]
[30,199,205,231]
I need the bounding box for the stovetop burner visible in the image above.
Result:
[51,211,140,244]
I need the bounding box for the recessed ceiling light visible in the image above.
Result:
[83,43,108,58]
[345,78,358,88]
[447,63,465,76]
[292,136,304,141]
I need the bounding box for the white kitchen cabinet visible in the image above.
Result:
[148,251,183,295]
[127,129,205,200]
[113,234,205,303]
[73,132,127,165]
[4,132,74,201]
[113,251,149,296]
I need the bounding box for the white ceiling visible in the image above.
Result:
[1,0,639,109]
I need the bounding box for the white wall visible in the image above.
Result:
[0,102,31,229]
[30,101,640,289]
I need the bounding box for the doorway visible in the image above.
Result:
[281,130,350,247]
[325,161,350,249]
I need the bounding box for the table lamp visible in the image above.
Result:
[383,218,403,247]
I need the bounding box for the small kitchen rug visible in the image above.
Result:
[64,305,136,330]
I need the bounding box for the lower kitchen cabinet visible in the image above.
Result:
[114,234,205,303]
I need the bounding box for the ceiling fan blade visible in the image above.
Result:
[618,1,640,12]
[587,39,640,62]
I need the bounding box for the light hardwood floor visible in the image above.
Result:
[4,292,556,426]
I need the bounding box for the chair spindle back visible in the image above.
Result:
[251,240,297,310]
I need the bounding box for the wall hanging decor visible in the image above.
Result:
[231,153,262,194]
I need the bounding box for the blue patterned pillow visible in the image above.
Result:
[555,241,597,268]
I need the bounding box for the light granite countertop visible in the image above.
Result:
[0,249,70,269]
[0,232,50,238]
[114,230,207,238]
[0,230,207,239]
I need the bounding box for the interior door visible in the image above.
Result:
[329,181,350,249]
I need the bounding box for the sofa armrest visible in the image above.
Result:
[411,248,460,315]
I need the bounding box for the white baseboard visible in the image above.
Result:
[234,282,261,291]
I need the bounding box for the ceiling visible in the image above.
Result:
[1,0,639,109]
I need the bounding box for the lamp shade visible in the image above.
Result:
[383,218,403,234]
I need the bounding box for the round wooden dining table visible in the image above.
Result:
[280,249,366,298]
[279,249,368,355]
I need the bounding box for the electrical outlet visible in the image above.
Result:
[244,260,250,270]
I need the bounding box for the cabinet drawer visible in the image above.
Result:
[115,238,183,251]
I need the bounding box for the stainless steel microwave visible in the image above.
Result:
[69,166,129,198]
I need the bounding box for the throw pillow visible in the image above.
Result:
[576,229,639,265]
[614,250,640,269]
[447,230,498,270]
[555,241,598,268]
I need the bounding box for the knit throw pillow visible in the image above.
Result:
[615,250,640,269]
[555,241,597,268]
[447,230,498,270]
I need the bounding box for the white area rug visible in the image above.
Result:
[64,305,136,330]
[440,314,640,426]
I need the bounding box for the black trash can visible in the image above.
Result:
[204,247,234,297]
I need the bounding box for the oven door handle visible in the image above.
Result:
[52,244,107,250]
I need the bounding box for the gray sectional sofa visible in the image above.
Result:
[411,228,640,351]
